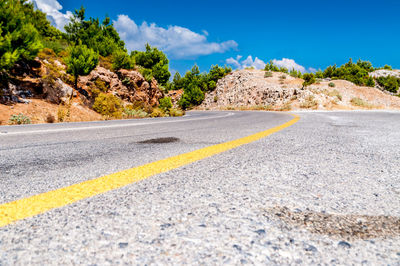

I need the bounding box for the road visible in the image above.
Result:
[0,111,399,264]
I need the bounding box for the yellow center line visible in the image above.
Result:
[0,114,300,227]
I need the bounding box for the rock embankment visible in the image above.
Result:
[200,69,400,111]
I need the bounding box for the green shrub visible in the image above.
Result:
[302,73,316,87]
[376,76,399,93]
[289,69,302,78]
[264,71,273,78]
[65,44,99,90]
[159,97,173,111]
[112,49,134,71]
[132,44,170,86]
[9,114,31,125]
[279,74,287,80]
[92,93,122,118]
[322,59,374,86]
[328,82,335,87]
[264,60,279,72]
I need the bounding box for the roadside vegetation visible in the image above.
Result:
[1,0,399,122]
[0,1,190,123]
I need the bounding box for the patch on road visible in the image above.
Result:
[138,137,180,144]
[268,207,400,240]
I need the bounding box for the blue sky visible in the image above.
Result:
[33,0,400,75]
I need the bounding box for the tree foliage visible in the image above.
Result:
[174,64,231,109]
[0,0,43,70]
[65,44,99,89]
[376,76,400,93]
[65,7,125,57]
[132,44,170,86]
[112,49,134,71]
[322,59,375,87]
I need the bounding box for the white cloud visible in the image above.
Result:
[272,58,306,73]
[31,0,72,31]
[225,55,266,70]
[114,15,238,58]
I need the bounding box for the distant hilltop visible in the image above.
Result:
[199,67,400,111]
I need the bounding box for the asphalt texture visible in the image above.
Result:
[0,111,399,265]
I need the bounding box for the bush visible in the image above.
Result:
[302,73,316,87]
[159,97,173,111]
[300,96,318,109]
[178,85,205,110]
[279,74,287,80]
[65,44,99,90]
[328,82,335,87]
[94,79,107,92]
[289,69,302,78]
[264,60,279,72]
[169,108,184,117]
[327,90,342,101]
[383,65,392,70]
[264,71,273,78]
[112,49,134,71]
[132,44,170,86]
[9,113,31,125]
[350,97,373,108]
[376,76,399,93]
[123,108,148,118]
[322,59,374,86]
[92,93,122,118]
[150,107,166,117]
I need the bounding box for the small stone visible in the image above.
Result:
[338,241,351,248]
[118,242,128,248]
[255,229,266,235]
[232,244,242,252]
[304,245,318,252]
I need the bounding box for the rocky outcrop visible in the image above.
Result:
[369,69,400,79]
[200,69,400,111]
[166,89,184,107]
[43,78,73,104]
[118,69,163,106]
[201,70,303,109]
[78,67,162,106]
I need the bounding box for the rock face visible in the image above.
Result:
[369,69,400,79]
[43,78,73,104]
[165,89,184,107]
[79,67,162,106]
[200,69,400,111]
[200,70,303,109]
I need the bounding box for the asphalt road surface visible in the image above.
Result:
[0,111,399,264]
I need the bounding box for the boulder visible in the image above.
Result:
[43,78,73,104]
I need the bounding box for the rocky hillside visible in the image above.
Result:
[0,56,165,124]
[200,69,400,111]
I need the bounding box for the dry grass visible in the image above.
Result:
[300,96,318,109]
[326,89,342,101]
[350,97,374,108]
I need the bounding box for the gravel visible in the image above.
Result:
[0,111,399,265]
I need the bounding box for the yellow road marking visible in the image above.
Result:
[0,114,299,227]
